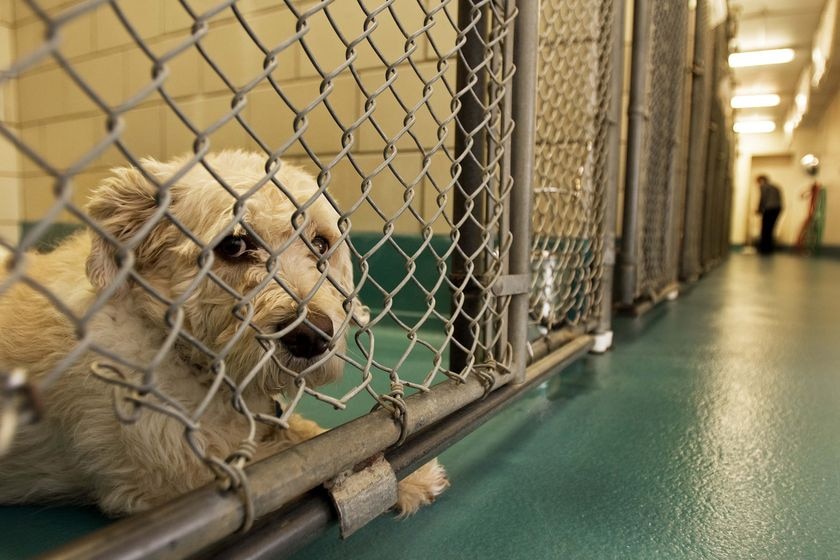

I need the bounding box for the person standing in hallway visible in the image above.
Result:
[756,174,783,255]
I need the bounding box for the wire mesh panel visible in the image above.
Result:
[528,0,615,343]
[699,21,733,270]
[681,0,714,281]
[0,0,517,552]
[619,0,690,308]
[634,0,689,300]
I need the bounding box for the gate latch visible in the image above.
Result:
[492,273,530,296]
[325,454,398,538]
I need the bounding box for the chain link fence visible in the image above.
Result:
[0,0,625,557]
[619,0,690,310]
[682,1,733,279]
[528,0,616,346]
[699,22,733,269]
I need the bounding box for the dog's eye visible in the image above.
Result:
[216,235,249,260]
[312,235,329,255]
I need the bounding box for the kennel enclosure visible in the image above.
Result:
[0,0,732,557]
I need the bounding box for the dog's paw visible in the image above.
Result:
[394,458,449,518]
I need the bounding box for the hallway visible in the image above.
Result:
[295,254,840,559]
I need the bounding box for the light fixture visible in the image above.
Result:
[730,94,781,109]
[728,48,795,68]
[733,120,776,134]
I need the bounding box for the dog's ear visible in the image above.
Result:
[86,166,162,292]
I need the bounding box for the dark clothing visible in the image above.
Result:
[759,208,781,255]
[757,182,783,255]
[759,183,783,213]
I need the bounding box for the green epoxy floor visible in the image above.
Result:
[2,254,840,559]
[294,254,840,560]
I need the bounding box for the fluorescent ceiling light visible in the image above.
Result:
[731,94,781,109]
[734,120,777,134]
[728,48,795,68]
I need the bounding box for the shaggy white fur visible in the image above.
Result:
[0,150,446,517]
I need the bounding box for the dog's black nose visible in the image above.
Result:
[278,314,334,359]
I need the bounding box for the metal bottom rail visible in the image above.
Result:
[42,335,593,560]
[200,335,594,560]
[618,281,680,317]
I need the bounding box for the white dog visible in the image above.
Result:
[0,150,447,517]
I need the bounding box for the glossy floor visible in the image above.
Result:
[294,254,840,560]
[2,254,839,559]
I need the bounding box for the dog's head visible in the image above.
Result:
[85,150,356,394]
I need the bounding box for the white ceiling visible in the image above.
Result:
[729,0,827,123]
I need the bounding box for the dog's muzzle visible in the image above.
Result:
[277,314,334,359]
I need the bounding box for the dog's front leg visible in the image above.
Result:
[258,416,448,516]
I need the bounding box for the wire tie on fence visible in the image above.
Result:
[220,439,258,533]
[371,381,409,446]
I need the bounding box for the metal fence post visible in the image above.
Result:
[595,0,626,349]
[507,0,539,382]
[451,0,488,374]
[619,0,650,307]
[681,0,709,282]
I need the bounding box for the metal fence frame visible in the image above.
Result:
[681,1,733,280]
[0,1,627,558]
[619,0,691,314]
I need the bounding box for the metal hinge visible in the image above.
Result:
[325,454,398,538]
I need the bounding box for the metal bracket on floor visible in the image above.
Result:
[325,454,398,539]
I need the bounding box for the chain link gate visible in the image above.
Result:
[682,0,732,280]
[700,21,733,270]
[0,0,624,557]
[681,0,713,282]
[528,0,619,356]
[619,0,690,312]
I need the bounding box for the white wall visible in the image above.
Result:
[730,117,839,247]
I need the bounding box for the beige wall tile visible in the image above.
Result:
[0,25,13,67]
[297,3,369,78]
[2,75,18,123]
[246,74,359,158]
[327,151,425,234]
[0,223,20,244]
[17,51,125,123]
[59,10,95,58]
[70,50,126,110]
[96,0,163,52]
[41,116,98,171]
[163,94,260,158]
[199,13,297,95]
[93,103,166,168]
[0,125,20,175]
[17,125,43,175]
[0,2,15,26]
[162,0,227,33]
[17,64,89,122]
[356,61,456,153]
[0,176,21,222]
[125,36,203,100]
[22,174,58,221]
[423,1,458,62]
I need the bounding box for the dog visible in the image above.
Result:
[0,150,447,517]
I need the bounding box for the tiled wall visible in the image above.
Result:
[0,2,20,243]
[1,0,460,240]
